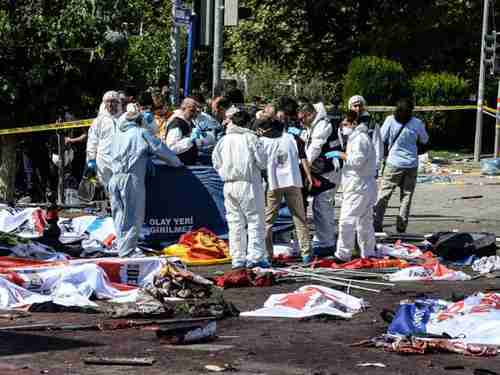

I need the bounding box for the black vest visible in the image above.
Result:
[167,117,198,165]
[307,119,344,175]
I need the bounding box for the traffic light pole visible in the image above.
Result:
[495,82,500,157]
[212,0,224,96]
[169,0,181,106]
[474,0,490,162]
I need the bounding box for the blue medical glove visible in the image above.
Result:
[287,127,302,136]
[87,159,97,171]
[190,127,202,141]
[143,111,154,125]
[84,160,97,178]
[325,151,342,160]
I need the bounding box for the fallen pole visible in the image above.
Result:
[0,317,216,332]
[288,269,395,287]
[83,357,155,366]
[284,269,381,293]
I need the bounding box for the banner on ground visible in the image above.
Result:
[388,293,500,345]
[240,285,366,319]
[385,262,471,282]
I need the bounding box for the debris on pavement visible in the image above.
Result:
[473,256,500,275]
[359,335,498,357]
[213,267,274,288]
[480,158,500,176]
[83,356,156,366]
[156,319,217,344]
[204,364,238,372]
[356,362,387,368]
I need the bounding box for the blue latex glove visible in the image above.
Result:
[87,159,97,171]
[325,151,342,160]
[143,111,154,125]
[190,127,202,141]
[84,160,97,178]
[287,127,302,136]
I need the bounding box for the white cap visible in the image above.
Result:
[102,90,119,102]
[225,105,240,118]
[348,95,366,108]
[125,102,141,120]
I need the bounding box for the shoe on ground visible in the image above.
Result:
[312,246,335,257]
[332,255,349,264]
[302,255,314,265]
[247,260,271,269]
[232,261,246,270]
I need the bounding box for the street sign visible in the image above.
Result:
[175,7,192,25]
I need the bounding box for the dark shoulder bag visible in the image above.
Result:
[381,121,407,175]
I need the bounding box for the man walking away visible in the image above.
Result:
[374,98,429,233]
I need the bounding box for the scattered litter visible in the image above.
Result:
[204,364,238,372]
[473,256,500,275]
[157,320,217,344]
[356,363,386,368]
[417,175,454,184]
[376,241,423,260]
[450,195,484,200]
[162,343,234,352]
[474,369,499,375]
[83,357,155,366]
[214,268,274,288]
[481,158,500,176]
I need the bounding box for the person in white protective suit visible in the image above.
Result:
[109,103,183,257]
[212,110,269,269]
[86,91,122,190]
[298,102,340,256]
[348,95,383,174]
[325,110,377,261]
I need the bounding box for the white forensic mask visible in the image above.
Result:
[342,127,353,137]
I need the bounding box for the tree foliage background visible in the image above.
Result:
[226,0,486,98]
[0,0,173,126]
[0,0,497,125]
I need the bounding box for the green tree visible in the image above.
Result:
[343,56,410,105]
[0,0,174,200]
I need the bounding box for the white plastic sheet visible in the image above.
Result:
[376,241,424,260]
[241,285,366,319]
[0,263,138,309]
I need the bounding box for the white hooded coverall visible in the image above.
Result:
[335,124,377,261]
[109,117,182,257]
[212,125,268,268]
[304,104,340,249]
[86,91,122,189]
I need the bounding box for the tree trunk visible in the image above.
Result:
[0,135,17,202]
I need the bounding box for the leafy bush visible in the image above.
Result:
[244,60,293,101]
[342,56,410,106]
[411,72,469,106]
[410,72,470,148]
